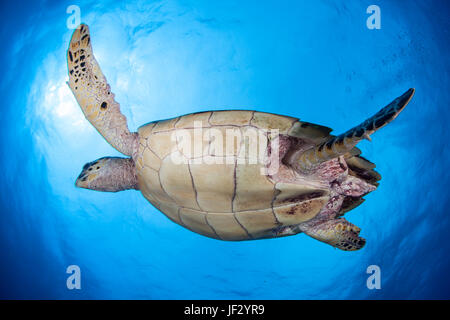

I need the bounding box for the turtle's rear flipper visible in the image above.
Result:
[67,24,137,156]
[295,88,415,172]
[302,219,366,251]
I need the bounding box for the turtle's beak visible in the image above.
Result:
[75,175,86,188]
[75,166,89,189]
[75,178,83,188]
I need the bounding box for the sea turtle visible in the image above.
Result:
[68,24,414,251]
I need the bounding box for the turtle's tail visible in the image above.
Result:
[295,88,415,172]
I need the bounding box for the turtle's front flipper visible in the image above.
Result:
[301,218,366,251]
[294,88,415,172]
[67,24,137,156]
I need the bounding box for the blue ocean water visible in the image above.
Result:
[0,0,449,299]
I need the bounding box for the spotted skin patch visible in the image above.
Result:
[67,24,137,156]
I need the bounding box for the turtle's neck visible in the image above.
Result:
[110,157,138,191]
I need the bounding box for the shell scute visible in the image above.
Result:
[138,166,172,204]
[233,163,275,212]
[158,202,182,225]
[188,156,236,212]
[206,212,250,241]
[210,110,254,126]
[159,152,201,210]
[179,208,219,239]
[146,131,176,159]
[175,128,209,159]
[175,111,212,129]
[152,117,179,133]
[138,122,156,137]
[235,208,279,239]
[251,112,297,133]
[288,121,332,143]
[142,145,161,171]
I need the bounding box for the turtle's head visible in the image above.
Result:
[76,157,138,192]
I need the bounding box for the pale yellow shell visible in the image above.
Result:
[135,110,335,240]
